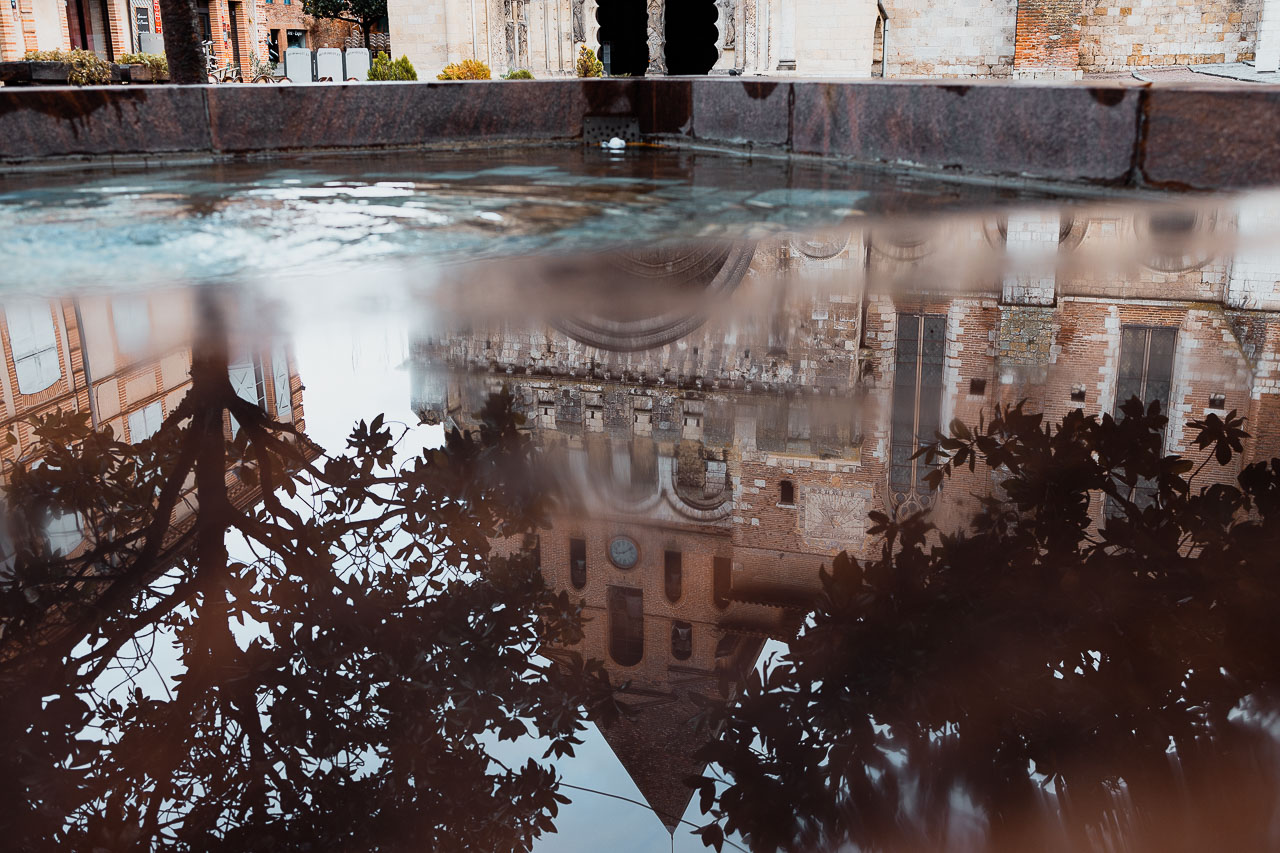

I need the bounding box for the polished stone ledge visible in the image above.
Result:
[0,78,1273,190]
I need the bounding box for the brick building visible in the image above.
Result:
[0,289,307,566]
[0,0,373,70]
[410,199,1280,830]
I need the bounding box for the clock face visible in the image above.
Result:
[608,536,639,569]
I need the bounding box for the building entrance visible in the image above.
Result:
[596,0,648,76]
[664,0,718,74]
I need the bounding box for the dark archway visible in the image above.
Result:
[665,0,719,74]
[596,0,649,76]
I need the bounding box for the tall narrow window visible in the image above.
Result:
[671,621,693,661]
[664,550,682,602]
[890,313,946,507]
[128,401,163,443]
[569,538,586,589]
[45,511,83,557]
[0,502,15,580]
[779,480,795,506]
[7,302,61,395]
[271,344,293,422]
[1115,327,1176,420]
[608,586,643,666]
[228,355,265,436]
[713,557,732,609]
[1112,326,1177,509]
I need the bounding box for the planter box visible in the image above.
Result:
[123,64,170,83]
[0,60,137,86]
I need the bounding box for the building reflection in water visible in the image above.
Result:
[0,289,307,616]
[411,197,1280,836]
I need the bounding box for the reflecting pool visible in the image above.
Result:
[2,149,1279,852]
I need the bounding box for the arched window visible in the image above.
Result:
[671,621,693,661]
[713,557,731,609]
[664,550,682,602]
[608,586,643,666]
[570,538,586,589]
[779,480,795,506]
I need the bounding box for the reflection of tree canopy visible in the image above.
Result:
[692,401,1280,853]
[0,300,616,851]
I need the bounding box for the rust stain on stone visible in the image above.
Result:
[1089,88,1128,107]
[743,81,778,100]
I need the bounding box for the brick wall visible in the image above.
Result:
[1013,0,1087,75]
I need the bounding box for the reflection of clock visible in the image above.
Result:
[608,536,640,569]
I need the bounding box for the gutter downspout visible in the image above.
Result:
[72,301,100,431]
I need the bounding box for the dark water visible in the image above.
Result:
[1,148,1279,852]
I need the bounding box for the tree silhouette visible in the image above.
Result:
[0,298,617,851]
[301,0,385,51]
[690,399,1280,852]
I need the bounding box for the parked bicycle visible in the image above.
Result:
[202,40,245,83]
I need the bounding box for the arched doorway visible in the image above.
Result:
[665,0,719,74]
[872,16,885,77]
[596,0,649,76]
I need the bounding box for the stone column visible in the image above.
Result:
[1258,0,1280,73]
[645,0,664,75]
[776,0,795,70]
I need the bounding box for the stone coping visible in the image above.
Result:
[0,78,1272,190]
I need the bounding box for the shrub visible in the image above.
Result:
[503,68,534,80]
[575,45,603,78]
[437,59,491,80]
[368,54,418,81]
[119,52,168,79]
[23,48,110,86]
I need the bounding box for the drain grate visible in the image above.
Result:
[584,116,641,145]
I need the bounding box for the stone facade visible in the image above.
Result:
[388,0,880,78]
[408,200,1280,829]
[1077,0,1263,71]
[6,0,1275,74]
[883,0,1018,77]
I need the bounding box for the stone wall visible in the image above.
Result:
[793,0,879,75]
[1077,0,1263,70]
[882,0,1018,77]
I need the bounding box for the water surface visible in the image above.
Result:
[2,148,1279,852]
